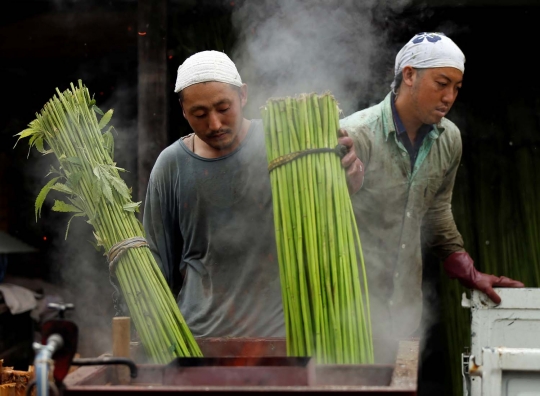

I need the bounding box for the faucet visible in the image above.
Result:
[29,333,64,396]
[26,303,77,396]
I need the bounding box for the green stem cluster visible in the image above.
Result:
[261,93,373,364]
[15,80,202,363]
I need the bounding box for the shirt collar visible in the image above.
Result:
[390,93,407,136]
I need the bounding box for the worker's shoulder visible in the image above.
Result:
[340,103,383,129]
[150,140,185,180]
[156,139,185,164]
[340,102,384,140]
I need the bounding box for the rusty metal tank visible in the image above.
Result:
[61,337,419,395]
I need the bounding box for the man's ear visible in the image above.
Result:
[401,66,416,88]
[240,83,248,108]
[181,103,186,119]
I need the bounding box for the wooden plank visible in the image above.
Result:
[389,338,419,391]
[112,317,131,385]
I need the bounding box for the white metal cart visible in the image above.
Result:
[462,288,540,396]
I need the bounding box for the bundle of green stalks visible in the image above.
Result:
[14,80,202,364]
[261,92,373,364]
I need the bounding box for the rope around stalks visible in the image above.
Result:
[106,236,149,276]
[268,144,348,172]
[106,236,149,317]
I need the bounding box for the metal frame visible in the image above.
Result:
[468,347,540,396]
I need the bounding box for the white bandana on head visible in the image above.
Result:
[391,32,465,91]
[174,50,243,93]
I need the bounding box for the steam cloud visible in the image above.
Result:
[231,0,411,118]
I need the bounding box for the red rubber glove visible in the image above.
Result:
[338,128,364,195]
[443,251,525,304]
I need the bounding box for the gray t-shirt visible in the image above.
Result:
[143,119,285,337]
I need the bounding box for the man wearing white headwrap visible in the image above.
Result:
[340,32,523,359]
[143,50,364,338]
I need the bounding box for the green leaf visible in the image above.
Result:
[98,109,113,130]
[34,137,45,153]
[100,177,114,204]
[14,128,38,149]
[93,166,101,179]
[92,105,104,116]
[105,173,130,200]
[35,177,60,221]
[65,213,85,240]
[51,183,74,195]
[123,202,141,213]
[51,200,82,213]
[68,172,83,188]
[28,133,39,146]
[46,166,62,178]
[67,197,84,213]
[66,157,83,166]
[14,128,37,140]
[102,129,114,159]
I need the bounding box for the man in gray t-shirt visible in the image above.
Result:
[143,50,363,337]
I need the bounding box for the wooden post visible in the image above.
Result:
[112,317,131,385]
[137,0,168,213]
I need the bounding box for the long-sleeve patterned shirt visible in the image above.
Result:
[340,92,465,340]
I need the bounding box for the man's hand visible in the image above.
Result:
[443,251,524,304]
[338,128,364,195]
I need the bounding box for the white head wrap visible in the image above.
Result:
[174,50,243,93]
[391,32,465,91]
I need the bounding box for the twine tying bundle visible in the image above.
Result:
[106,237,149,276]
[268,144,347,172]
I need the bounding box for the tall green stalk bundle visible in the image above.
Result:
[14,80,202,363]
[261,93,373,364]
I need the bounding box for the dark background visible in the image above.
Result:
[1,1,539,395]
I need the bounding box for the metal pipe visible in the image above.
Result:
[29,333,64,396]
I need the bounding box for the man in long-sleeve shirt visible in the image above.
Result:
[143,50,364,338]
[340,32,524,352]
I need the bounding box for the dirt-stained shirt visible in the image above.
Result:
[143,119,285,338]
[340,92,465,340]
